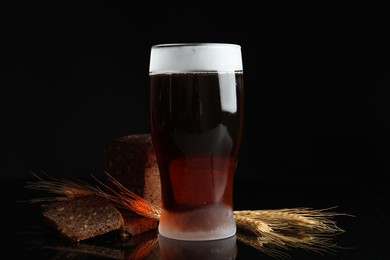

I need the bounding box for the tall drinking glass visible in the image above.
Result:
[149,43,244,241]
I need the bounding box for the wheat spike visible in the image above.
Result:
[235,207,348,259]
[92,172,161,220]
[24,171,99,203]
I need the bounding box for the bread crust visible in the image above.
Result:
[104,134,161,206]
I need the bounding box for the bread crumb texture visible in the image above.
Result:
[43,195,124,242]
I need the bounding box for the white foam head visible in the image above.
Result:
[149,43,242,74]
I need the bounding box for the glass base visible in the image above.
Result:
[159,234,237,259]
[158,205,236,241]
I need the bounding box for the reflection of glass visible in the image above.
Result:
[159,235,237,260]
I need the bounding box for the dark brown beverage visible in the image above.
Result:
[149,72,244,239]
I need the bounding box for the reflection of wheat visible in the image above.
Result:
[126,235,159,260]
[25,172,348,258]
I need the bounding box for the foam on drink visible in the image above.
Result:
[149,43,242,74]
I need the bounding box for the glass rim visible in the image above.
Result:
[151,43,241,49]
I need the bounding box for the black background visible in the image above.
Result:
[1,2,390,259]
[2,2,390,185]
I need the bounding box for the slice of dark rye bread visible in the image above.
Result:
[121,215,159,236]
[42,195,124,242]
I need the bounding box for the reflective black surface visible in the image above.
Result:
[2,178,389,259]
[2,2,390,259]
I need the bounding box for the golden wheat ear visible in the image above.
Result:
[91,172,162,220]
[23,171,162,219]
[23,171,100,203]
[234,207,349,257]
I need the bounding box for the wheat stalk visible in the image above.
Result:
[24,171,98,203]
[92,173,161,220]
[25,172,347,258]
[234,208,345,257]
